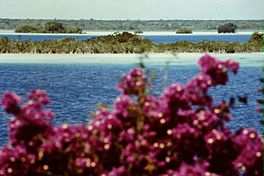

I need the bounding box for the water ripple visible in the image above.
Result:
[0,63,262,145]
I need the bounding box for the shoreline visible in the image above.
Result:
[0,53,263,66]
[0,31,262,36]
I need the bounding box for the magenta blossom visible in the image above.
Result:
[0,55,262,176]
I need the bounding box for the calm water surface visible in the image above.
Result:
[0,60,262,145]
[0,34,251,43]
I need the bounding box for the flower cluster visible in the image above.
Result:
[117,68,146,95]
[0,54,262,176]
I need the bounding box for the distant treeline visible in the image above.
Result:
[15,22,82,34]
[0,32,262,54]
[13,22,241,34]
[0,19,263,31]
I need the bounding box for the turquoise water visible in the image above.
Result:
[0,59,262,145]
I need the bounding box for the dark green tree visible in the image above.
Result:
[44,21,66,33]
[249,32,263,44]
[217,23,237,33]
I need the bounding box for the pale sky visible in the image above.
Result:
[0,0,263,20]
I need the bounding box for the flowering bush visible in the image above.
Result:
[0,54,263,176]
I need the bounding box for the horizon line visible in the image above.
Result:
[0,17,263,21]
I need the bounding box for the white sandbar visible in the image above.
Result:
[0,53,263,67]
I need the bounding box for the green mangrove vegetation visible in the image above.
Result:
[0,32,262,54]
[0,19,263,31]
[15,21,82,34]
[217,23,237,33]
[176,27,193,34]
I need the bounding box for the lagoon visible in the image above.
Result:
[0,32,253,43]
[0,53,263,145]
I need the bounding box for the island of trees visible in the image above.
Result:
[15,21,82,34]
[217,23,237,33]
[0,32,262,54]
[13,22,241,34]
[0,19,263,31]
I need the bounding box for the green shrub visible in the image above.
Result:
[217,23,237,33]
[176,28,192,34]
